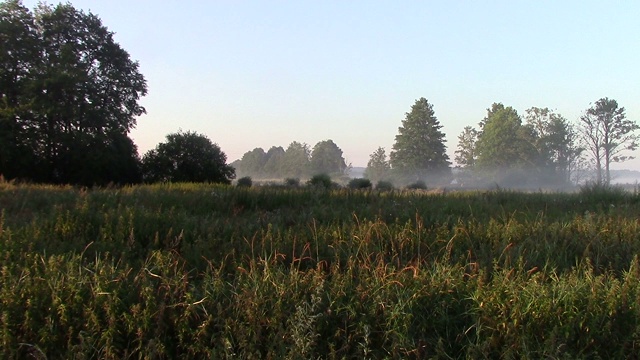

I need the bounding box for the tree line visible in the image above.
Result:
[365,97,638,188]
[231,140,349,180]
[2,1,638,188]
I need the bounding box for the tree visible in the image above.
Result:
[262,146,285,178]
[236,147,267,178]
[0,1,147,184]
[141,131,235,184]
[365,146,390,183]
[579,98,639,185]
[280,141,310,179]
[524,107,582,183]
[309,139,347,175]
[475,103,537,170]
[454,126,478,168]
[390,98,450,181]
[0,0,42,180]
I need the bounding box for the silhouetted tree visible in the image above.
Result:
[141,131,235,184]
[0,1,147,185]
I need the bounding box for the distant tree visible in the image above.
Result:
[0,1,147,184]
[364,146,390,183]
[475,103,536,170]
[141,131,235,184]
[236,147,267,178]
[390,98,450,180]
[579,98,639,185]
[524,107,582,183]
[262,146,285,178]
[310,139,347,175]
[281,141,311,179]
[454,126,478,168]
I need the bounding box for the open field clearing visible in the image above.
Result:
[2,182,640,358]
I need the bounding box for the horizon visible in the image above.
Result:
[20,1,640,170]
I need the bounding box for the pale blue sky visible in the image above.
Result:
[24,1,640,168]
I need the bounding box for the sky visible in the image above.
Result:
[22,1,640,169]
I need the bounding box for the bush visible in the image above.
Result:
[284,178,300,187]
[406,180,427,190]
[348,178,372,190]
[237,176,252,187]
[375,180,394,191]
[308,174,333,189]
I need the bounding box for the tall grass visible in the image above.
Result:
[1,182,640,358]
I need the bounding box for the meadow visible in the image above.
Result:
[1,180,640,359]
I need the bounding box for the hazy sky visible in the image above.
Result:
[23,1,640,168]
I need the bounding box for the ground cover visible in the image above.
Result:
[1,181,640,358]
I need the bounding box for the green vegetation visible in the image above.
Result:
[2,182,640,358]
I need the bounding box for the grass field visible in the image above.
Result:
[1,181,640,358]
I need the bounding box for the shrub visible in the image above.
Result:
[406,180,427,190]
[375,180,394,191]
[237,176,252,187]
[308,174,333,189]
[285,178,300,187]
[348,178,372,190]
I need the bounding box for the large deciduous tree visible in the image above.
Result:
[141,131,235,184]
[579,98,639,185]
[309,139,348,176]
[262,146,285,178]
[280,141,311,179]
[236,147,267,178]
[475,103,536,170]
[0,0,147,185]
[390,98,450,181]
[524,107,581,183]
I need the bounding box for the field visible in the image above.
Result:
[2,181,640,359]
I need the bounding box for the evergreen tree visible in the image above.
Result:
[390,98,450,181]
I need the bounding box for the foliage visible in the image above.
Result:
[579,98,639,185]
[309,139,348,176]
[390,98,450,180]
[263,146,286,178]
[236,176,252,187]
[307,173,333,189]
[235,148,267,178]
[280,141,311,179]
[347,177,372,190]
[365,146,391,183]
[284,177,300,187]
[0,1,146,185]
[141,130,235,184]
[2,183,640,357]
[475,103,537,170]
[375,180,394,191]
[405,180,427,190]
[525,107,582,184]
[454,126,478,168]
